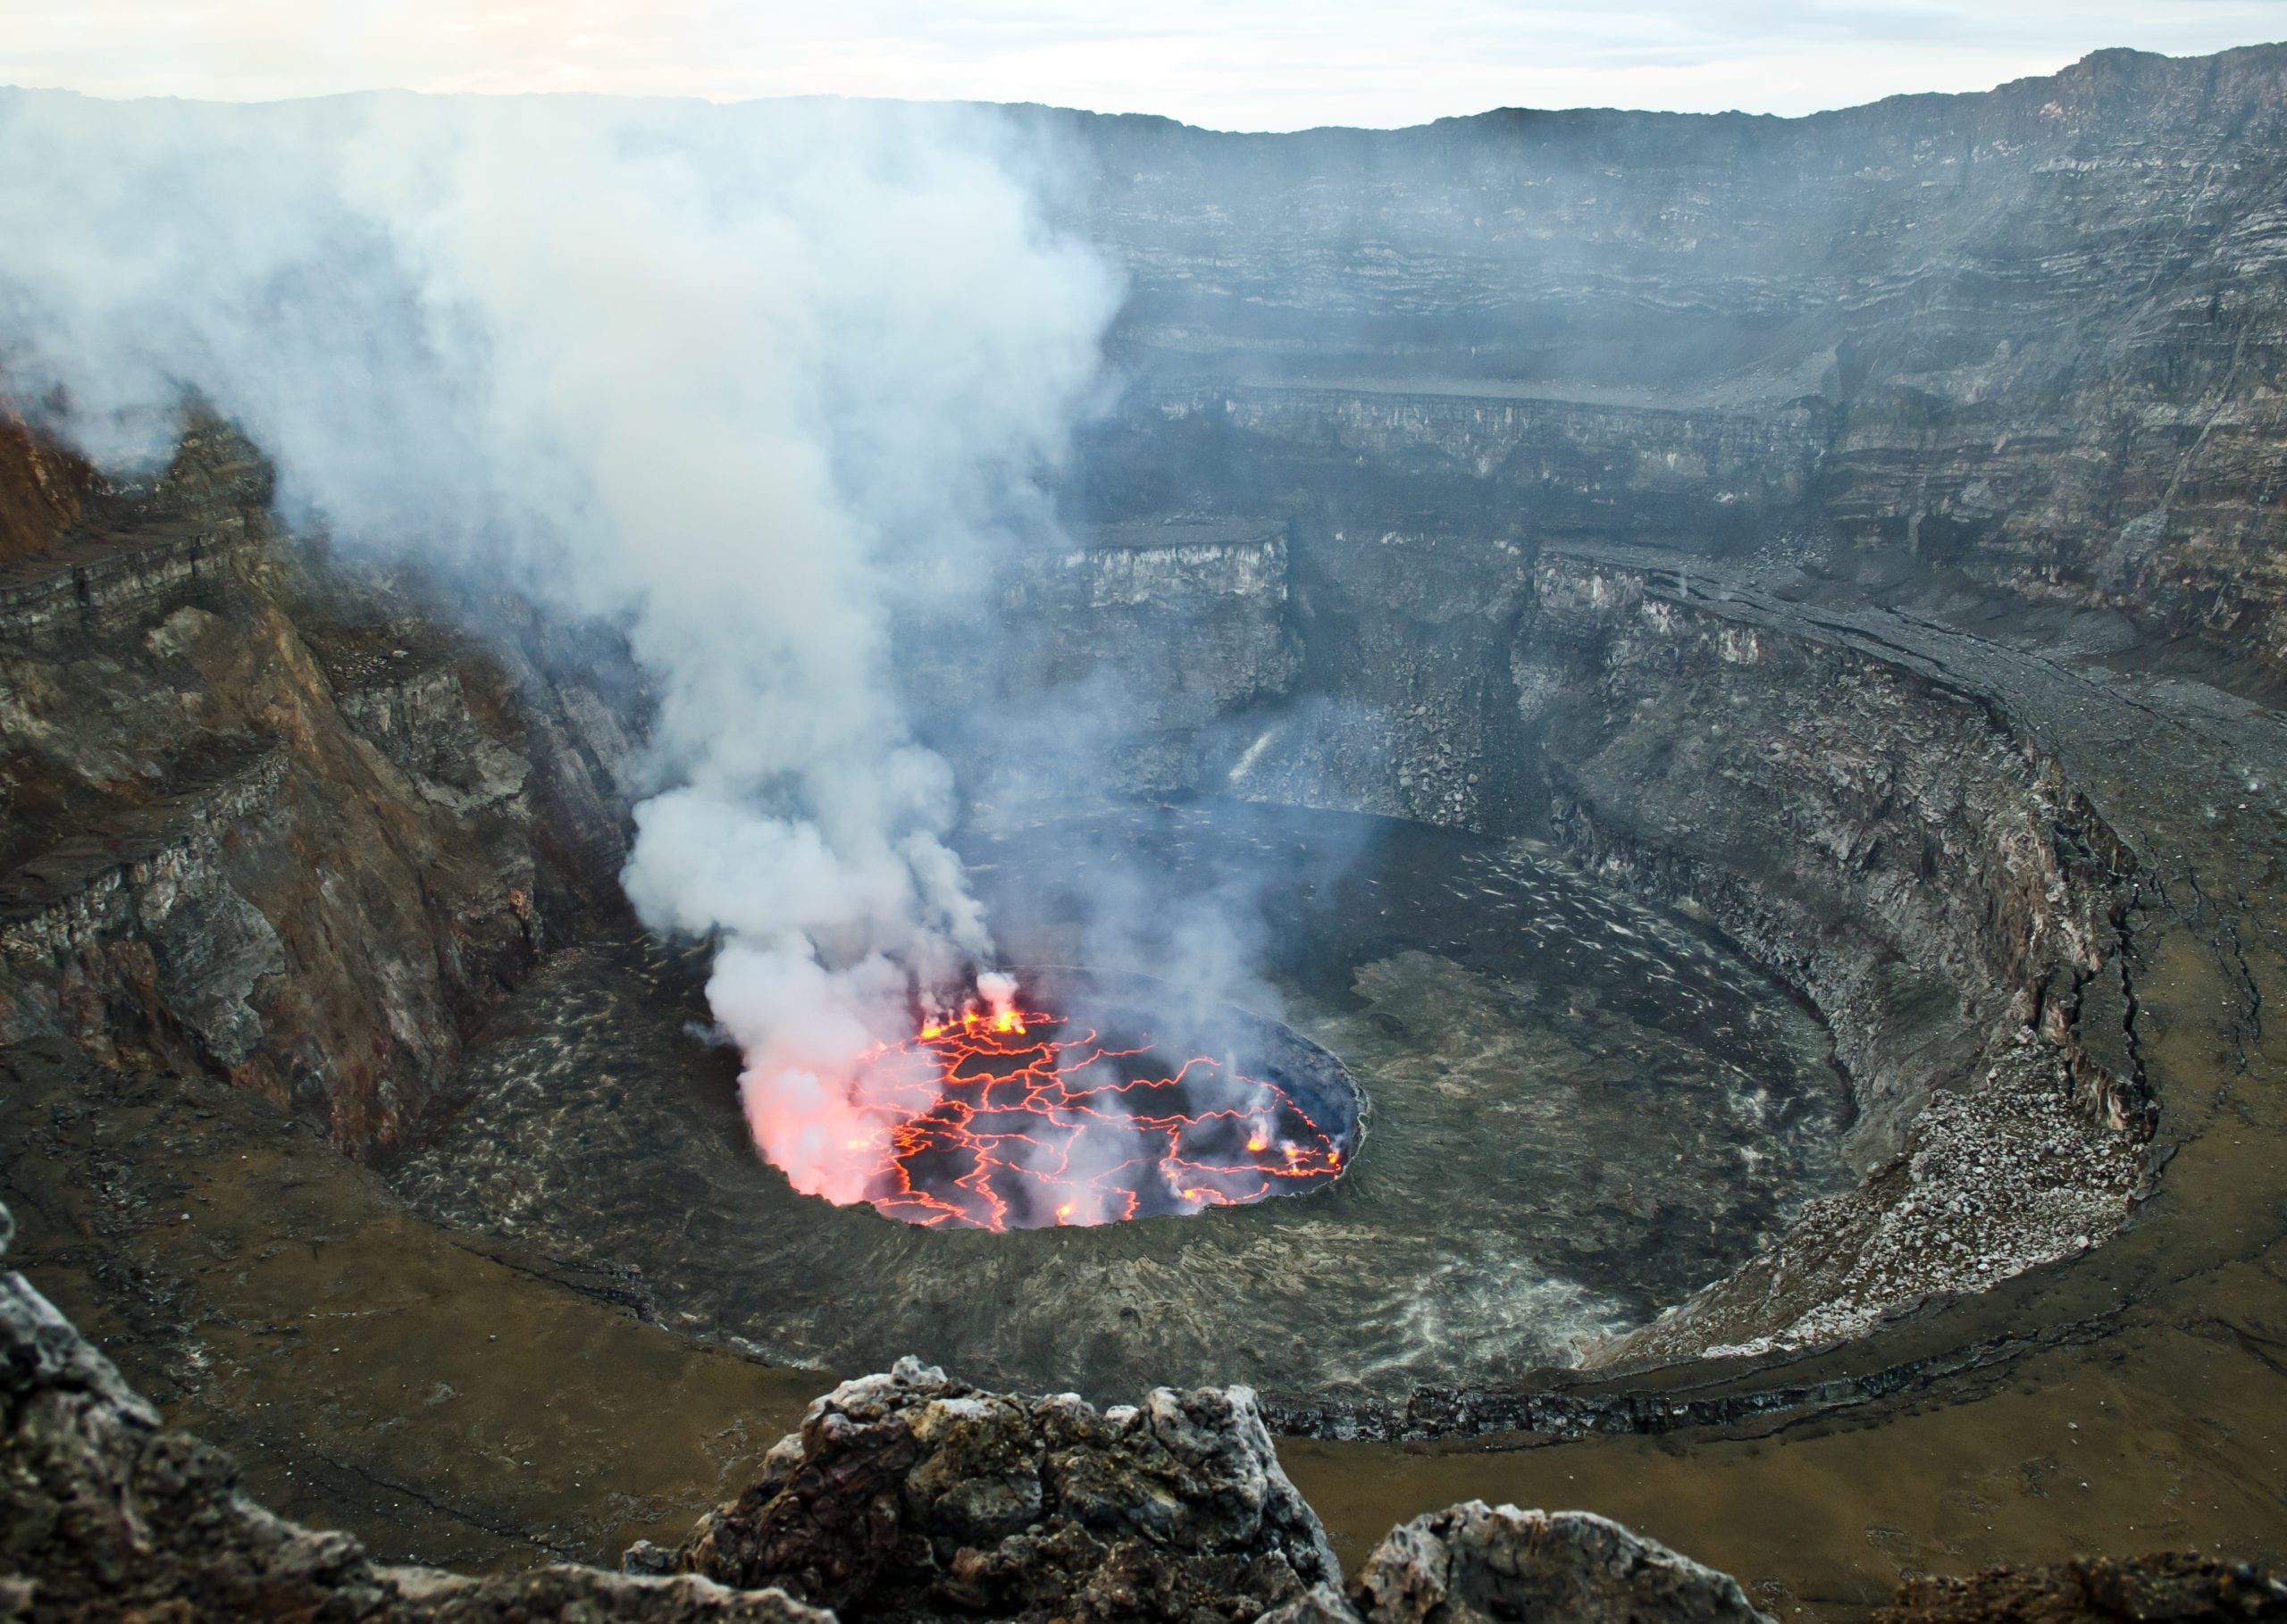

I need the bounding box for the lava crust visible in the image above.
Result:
[856,968,1361,1231]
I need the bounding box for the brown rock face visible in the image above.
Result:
[0,408,87,565]
[0,409,642,1154]
[0,406,88,565]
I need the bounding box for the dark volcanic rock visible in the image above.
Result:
[1875,1554,2287,1624]
[1043,45,2287,677]
[666,1356,1342,1623]
[1349,1502,1771,1624]
[0,1196,831,1622]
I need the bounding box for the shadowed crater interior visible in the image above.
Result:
[381,801,1855,1403]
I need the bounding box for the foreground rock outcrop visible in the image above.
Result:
[654,1356,1342,1623]
[7,1193,2281,1623]
[0,1198,828,1620]
[1350,1502,1772,1624]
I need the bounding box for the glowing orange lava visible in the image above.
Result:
[838,992,1348,1231]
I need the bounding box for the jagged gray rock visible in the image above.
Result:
[0,1198,833,1623]
[379,1565,835,1622]
[1350,1502,1772,1624]
[666,1355,1342,1623]
[11,1199,2215,1624]
[1257,1582,1368,1624]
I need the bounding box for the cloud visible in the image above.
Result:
[0,86,1119,1204]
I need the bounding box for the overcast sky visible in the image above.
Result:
[6,2,2286,130]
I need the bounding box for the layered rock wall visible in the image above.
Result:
[1515,550,2149,1361]
[1044,43,2287,674]
[0,417,643,1153]
[993,48,2287,1369]
[0,406,88,564]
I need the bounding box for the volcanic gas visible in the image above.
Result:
[812,970,1361,1231]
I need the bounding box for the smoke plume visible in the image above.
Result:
[0,88,1119,1198]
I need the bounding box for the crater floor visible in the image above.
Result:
[381,802,1853,1402]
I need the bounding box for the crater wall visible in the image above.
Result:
[4,42,2282,1432]
[1040,43,2287,673]
[0,418,644,1153]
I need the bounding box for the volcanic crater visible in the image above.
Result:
[4,43,2285,1591]
[379,802,1856,1402]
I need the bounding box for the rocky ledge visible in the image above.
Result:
[637,1354,1342,1622]
[7,1198,2281,1624]
[0,1196,823,1622]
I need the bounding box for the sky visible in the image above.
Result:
[4,1,2286,130]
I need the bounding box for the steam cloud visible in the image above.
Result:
[0,88,1118,1199]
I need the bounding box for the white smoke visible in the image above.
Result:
[0,88,1119,1201]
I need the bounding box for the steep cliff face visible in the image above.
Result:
[1516,550,2150,1360]
[1222,521,1537,831]
[953,50,2287,1369]
[1045,44,2287,677]
[0,404,88,563]
[1522,551,2145,1153]
[0,416,642,1153]
[1009,517,2162,1371]
[993,521,1301,792]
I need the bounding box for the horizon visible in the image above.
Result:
[5,4,2285,132]
[4,37,2283,138]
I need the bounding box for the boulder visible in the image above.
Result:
[664,1356,1341,1624]
[1349,1501,1771,1624]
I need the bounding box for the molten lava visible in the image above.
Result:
[831,986,1348,1231]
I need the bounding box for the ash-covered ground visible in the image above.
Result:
[380,800,1852,1402]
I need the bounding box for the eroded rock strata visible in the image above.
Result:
[1043,43,2287,675]
[0,414,642,1154]
[2,37,2286,1603]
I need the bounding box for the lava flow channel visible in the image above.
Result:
[842,1002,1346,1231]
